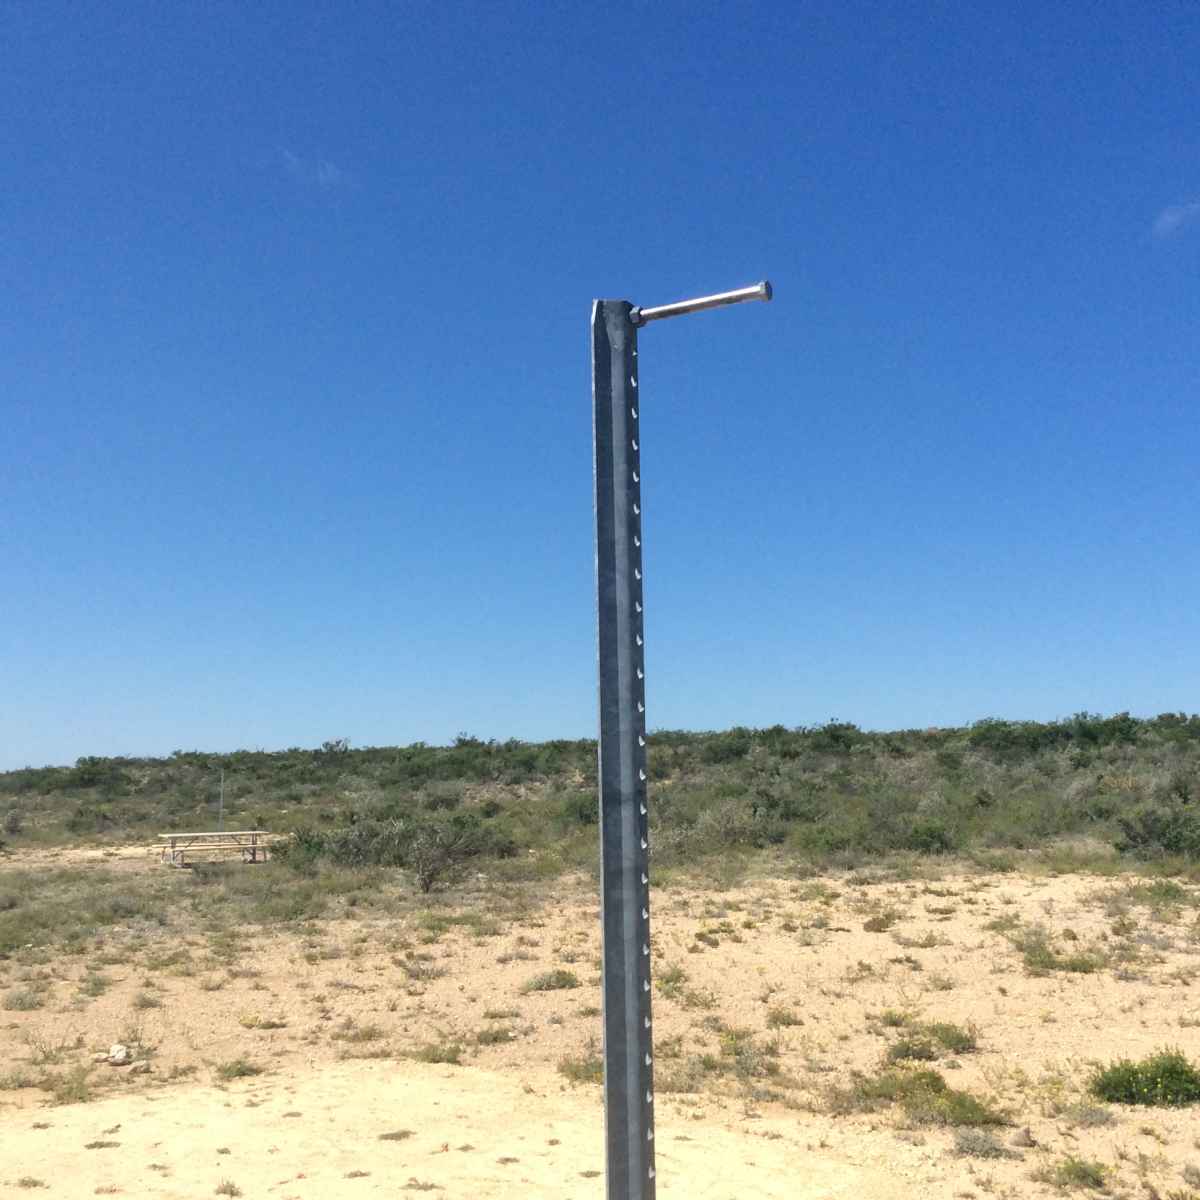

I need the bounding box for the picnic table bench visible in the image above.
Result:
[157,830,271,867]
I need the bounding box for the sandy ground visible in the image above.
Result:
[5,1058,916,1199]
[3,856,1200,1198]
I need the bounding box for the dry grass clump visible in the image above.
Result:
[3,986,46,1011]
[952,1128,1016,1159]
[884,1017,977,1062]
[215,1057,263,1081]
[829,1066,1006,1127]
[521,968,579,993]
[410,1039,463,1065]
[558,1041,604,1085]
[1031,1155,1108,1191]
[1005,923,1108,975]
[765,1005,804,1029]
[330,1018,385,1044]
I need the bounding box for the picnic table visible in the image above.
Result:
[157,830,271,867]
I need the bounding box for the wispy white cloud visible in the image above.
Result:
[278,147,351,190]
[1152,200,1200,239]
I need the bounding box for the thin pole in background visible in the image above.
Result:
[592,281,772,1200]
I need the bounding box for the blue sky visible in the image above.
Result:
[3,2,1198,770]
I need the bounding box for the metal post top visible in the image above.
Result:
[628,280,772,327]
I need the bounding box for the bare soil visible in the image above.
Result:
[3,852,1200,1198]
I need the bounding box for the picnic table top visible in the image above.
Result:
[156,830,269,840]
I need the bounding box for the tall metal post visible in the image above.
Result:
[592,281,771,1200]
[593,299,654,1200]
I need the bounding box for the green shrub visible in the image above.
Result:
[701,729,753,763]
[1008,925,1106,975]
[412,1040,462,1065]
[3,986,46,1011]
[833,1067,1005,1127]
[886,1021,976,1063]
[558,1046,603,1084]
[215,1058,263,1081]
[1116,802,1200,859]
[557,790,597,827]
[1034,1156,1108,1191]
[952,1129,1014,1159]
[277,811,509,892]
[522,969,580,993]
[1088,1049,1200,1107]
[886,1035,939,1062]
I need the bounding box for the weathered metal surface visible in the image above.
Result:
[591,280,773,1199]
[593,298,655,1200]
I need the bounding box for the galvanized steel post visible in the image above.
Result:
[593,298,654,1200]
[592,282,772,1200]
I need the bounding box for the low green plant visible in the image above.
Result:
[831,1067,1005,1127]
[1,1068,39,1090]
[1008,924,1107,975]
[656,964,687,1000]
[474,1025,514,1046]
[1033,1156,1108,1191]
[330,1019,385,1044]
[766,1005,804,1028]
[1088,1049,1200,1107]
[412,1040,463,1065]
[558,1045,604,1084]
[883,1016,977,1061]
[215,1058,263,1081]
[521,968,579,992]
[952,1128,1014,1158]
[3,986,46,1011]
[40,1065,94,1105]
[863,909,900,933]
[79,972,111,998]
